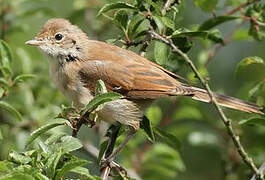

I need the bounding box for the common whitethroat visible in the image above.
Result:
[26,18,264,130]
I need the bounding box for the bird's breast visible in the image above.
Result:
[49,58,93,107]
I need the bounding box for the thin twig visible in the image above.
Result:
[226,0,260,16]
[205,22,243,66]
[100,125,120,180]
[162,0,175,16]
[148,30,264,180]
[205,0,261,65]
[252,162,265,180]
[139,33,151,57]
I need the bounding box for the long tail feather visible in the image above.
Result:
[186,87,264,115]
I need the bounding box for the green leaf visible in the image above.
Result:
[26,118,69,147]
[45,133,66,145]
[0,88,4,98]
[235,56,265,82]
[141,143,185,180]
[113,10,129,33]
[13,74,36,84]
[128,15,145,38]
[171,29,223,43]
[0,161,9,172]
[0,129,2,140]
[98,140,108,161]
[194,0,218,12]
[70,167,95,179]
[154,127,181,150]
[0,173,35,180]
[0,101,23,121]
[140,116,155,142]
[154,41,169,65]
[199,16,238,31]
[97,2,137,17]
[145,0,162,15]
[239,118,265,127]
[60,136,83,153]
[95,80,108,96]
[46,148,63,178]
[0,40,13,77]
[33,173,50,180]
[82,92,123,114]
[161,16,175,30]
[153,16,165,34]
[0,77,9,89]
[8,151,32,164]
[55,159,89,180]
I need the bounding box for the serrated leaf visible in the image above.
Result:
[8,151,32,164]
[97,2,137,17]
[98,140,108,161]
[140,116,155,142]
[154,41,169,65]
[82,92,123,114]
[199,16,239,31]
[128,15,145,38]
[26,118,69,147]
[171,30,223,43]
[55,159,89,180]
[239,118,265,127]
[154,127,181,150]
[235,56,265,82]
[145,0,162,15]
[194,0,218,12]
[0,101,22,121]
[13,74,36,84]
[161,16,175,30]
[153,16,165,34]
[113,10,129,33]
[60,136,83,153]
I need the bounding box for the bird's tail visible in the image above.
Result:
[185,87,264,115]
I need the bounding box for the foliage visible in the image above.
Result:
[0,0,265,180]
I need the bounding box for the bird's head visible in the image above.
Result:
[26,18,87,59]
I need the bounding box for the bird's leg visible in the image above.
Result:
[105,130,136,162]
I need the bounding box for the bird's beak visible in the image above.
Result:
[25,39,43,46]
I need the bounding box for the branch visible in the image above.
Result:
[100,125,120,180]
[226,0,260,15]
[148,30,264,180]
[252,162,265,180]
[205,22,243,66]
[162,0,175,16]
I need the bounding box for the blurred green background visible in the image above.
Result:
[0,0,265,179]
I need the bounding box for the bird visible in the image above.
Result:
[26,18,263,160]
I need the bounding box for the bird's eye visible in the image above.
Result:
[55,33,63,41]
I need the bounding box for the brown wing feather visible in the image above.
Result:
[75,40,192,99]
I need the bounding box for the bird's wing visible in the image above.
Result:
[78,40,195,99]
[78,59,183,99]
